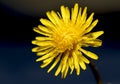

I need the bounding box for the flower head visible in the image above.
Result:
[32,3,104,78]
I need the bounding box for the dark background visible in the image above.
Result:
[0,1,120,84]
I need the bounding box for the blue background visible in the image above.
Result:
[0,2,120,84]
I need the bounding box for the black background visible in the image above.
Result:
[0,2,120,84]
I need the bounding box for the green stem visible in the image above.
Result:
[89,60,103,84]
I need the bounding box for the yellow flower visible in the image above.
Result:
[32,3,104,78]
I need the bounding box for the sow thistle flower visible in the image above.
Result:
[32,3,104,78]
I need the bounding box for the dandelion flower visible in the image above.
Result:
[32,3,104,78]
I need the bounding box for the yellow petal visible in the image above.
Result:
[61,63,69,78]
[54,51,69,77]
[32,46,52,52]
[32,47,40,52]
[61,63,66,73]
[68,56,73,69]
[43,52,58,63]
[75,7,82,27]
[79,60,86,70]
[47,53,62,73]
[38,25,53,33]
[61,51,69,72]
[83,39,102,47]
[91,31,104,39]
[61,6,66,19]
[70,66,74,75]
[72,52,80,75]
[36,49,56,62]
[40,18,55,29]
[51,11,63,26]
[84,31,104,39]
[68,56,74,74]
[57,12,62,18]
[33,27,51,36]
[61,63,67,78]
[79,48,98,60]
[32,40,53,46]
[75,7,87,33]
[81,7,87,23]
[65,7,70,21]
[36,48,53,56]
[35,36,52,41]
[80,55,90,64]
[71,3,78,23]
[40,60,52,68]
[85,19,98,33]
[61,6,70,23]
[55,62,62,76]
[76,51,90,64]
[46,11,56,25]
[84,13,94,28]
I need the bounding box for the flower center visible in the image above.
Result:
[53,26,79,52]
